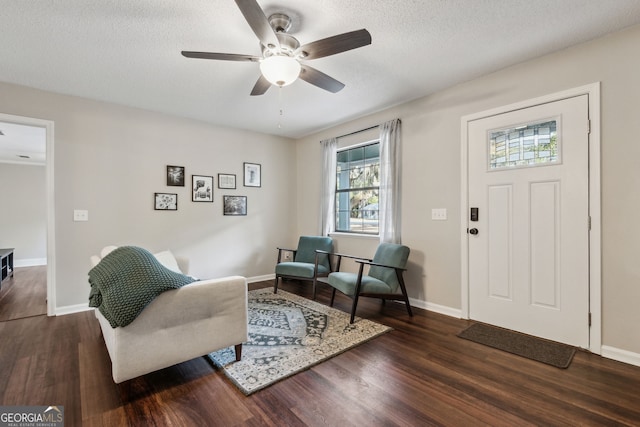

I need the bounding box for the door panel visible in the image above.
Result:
[530,180,560,308]
[468,95,589,348]
[487,185,512,300]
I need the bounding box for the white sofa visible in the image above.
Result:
[90,247,248,383]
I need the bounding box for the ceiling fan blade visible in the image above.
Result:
[181,51,260,62]
[250,75,271,96]
[235,0,280,50]
[297,29,371,60]
[299,65,345,93]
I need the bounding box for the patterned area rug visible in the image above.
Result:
[208,288,392,395]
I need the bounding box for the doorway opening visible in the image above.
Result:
[0,113,55,316]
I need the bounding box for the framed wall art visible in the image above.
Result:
[166,165,185,186]
[223,195,247,216]
[155,193,178,210]
[192,175,213,202]
[218,173,236,189]
[243,162,261,187]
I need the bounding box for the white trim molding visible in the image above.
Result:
[460,83,602,354]
[247,273,276,283]
[0,113,55,317]
[408,297,462,319]
[14,258,47,267]
[56,303,92,316]
[601,346,640,368]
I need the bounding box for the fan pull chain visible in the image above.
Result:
[277,86,284,129]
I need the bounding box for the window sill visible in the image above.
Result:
[329,232,379,240]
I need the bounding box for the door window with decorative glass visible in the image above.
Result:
[489,119,559,170]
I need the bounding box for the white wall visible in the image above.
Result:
[0,82,298,310]
[296,24,640,356]
[0,163,46,265]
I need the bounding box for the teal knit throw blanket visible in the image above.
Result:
[88,246,196,328]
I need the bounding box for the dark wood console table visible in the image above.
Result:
[0,248,14,289]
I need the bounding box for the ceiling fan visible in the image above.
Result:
[181,0,372,96]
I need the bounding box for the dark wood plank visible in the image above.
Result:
[0,265,47,321]
[1,277,640,426]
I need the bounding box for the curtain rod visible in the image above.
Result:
[318,124,380,143]
[336,124,379,140]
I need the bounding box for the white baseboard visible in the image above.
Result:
[409,297,462,319]
[247,273,275,283]
[14,258,47,267]
[56,303,92,316]
[601,345,640,367]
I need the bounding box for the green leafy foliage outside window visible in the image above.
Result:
[335,142,380,234]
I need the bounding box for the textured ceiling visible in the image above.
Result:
[2,0,640,146]
[0,121,46,165]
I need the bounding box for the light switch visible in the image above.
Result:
[73,209,89,222]
[431,208,447,220]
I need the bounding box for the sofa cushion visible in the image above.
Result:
[90,255,102,268]
[89,246,195,328]
[153,250,183,274]
[96,246,183,273]
[100,245,119,258]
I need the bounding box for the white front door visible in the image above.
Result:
[467,95,590,348]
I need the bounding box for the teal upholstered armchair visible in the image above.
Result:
[325,243,413,323]
[274,236,333,299]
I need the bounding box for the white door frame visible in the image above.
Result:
[0,113,56,316]
[460,83,601,354]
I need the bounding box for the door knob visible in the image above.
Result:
[469,228,479,235]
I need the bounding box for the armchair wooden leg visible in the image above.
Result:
[274,276,279,294]
[330,288,337,306]
[349,294,360,324]
[234,344,243,362]
[397,274,414,317]
[312,278,317,300]
[404,297,413,317]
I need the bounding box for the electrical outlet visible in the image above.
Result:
[283,251,293,261]
[431,208,447,220]
[73,209,89,221]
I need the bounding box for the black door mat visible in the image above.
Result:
[458,323,576,369]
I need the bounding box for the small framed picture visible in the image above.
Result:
[155,193,178,210]
[167,165,185,186]
[243,162,261,187]
[223,195,247,216]
[192,175,213,202]
[218,173,236,189]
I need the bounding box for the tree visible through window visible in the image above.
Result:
[335,142,380,234]
[489,120,558,169]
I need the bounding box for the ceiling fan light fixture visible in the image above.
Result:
[259,55,301,87]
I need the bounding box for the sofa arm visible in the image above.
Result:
[97,275,248,383]
[131,275,248,329]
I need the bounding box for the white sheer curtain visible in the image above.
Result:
[379,118,402,243]
[319,137,337,236]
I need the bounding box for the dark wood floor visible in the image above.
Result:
[0,265,47,321]
[1,271,640,426]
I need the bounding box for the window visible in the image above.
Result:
[489,119,559,170]
[335,142,380,234]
